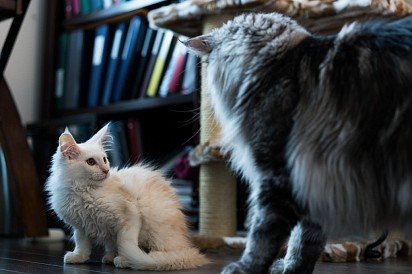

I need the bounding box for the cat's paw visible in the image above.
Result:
[270,259,314,274]
[113,256,130,269]
[269,259,285,274]
[102,252,116,264]
[221,261,258,274]
[64,251,89,264]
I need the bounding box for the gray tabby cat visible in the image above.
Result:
[184,12,412,274]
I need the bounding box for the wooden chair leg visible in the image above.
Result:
[0,76,48,237]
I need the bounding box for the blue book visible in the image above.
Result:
[87,24,109,107]
[101,23,127,105]
[64,30,84,109]
[111,16,147,102]
[89,0,103,11]
[130,28,157,99]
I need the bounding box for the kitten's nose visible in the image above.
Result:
[103,169,109,175]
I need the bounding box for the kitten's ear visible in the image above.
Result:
[59,131,80,160]
[183,34,213,57]
[86,124,112,150]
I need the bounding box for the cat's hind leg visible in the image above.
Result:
[114,214,150,269]
[222,178,301,274]
[270,218,326,274]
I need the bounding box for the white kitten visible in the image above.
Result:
[46,125,207,270]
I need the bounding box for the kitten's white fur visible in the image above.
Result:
[46,125,207,270]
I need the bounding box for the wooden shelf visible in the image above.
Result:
[63,0,168,30]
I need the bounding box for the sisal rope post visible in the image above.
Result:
[199,14,237,236]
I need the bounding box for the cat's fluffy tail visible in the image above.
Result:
[120,243,208,270]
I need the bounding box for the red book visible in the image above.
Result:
[71,0,80,16]
[169,52,187,94]
[65,0,73,19]
[127,118,142,164]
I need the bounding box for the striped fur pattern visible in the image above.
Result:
[184,12,412,274]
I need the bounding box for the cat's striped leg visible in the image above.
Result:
[64,229,91,264]
[222,178,300,274]
[270,219,326,274]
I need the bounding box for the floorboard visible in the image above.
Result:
[0,238,411,273]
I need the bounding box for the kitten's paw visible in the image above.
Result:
[114,256,130,268]
[221,261,259,274]
[64,251,89,264]
[102,253,116,264]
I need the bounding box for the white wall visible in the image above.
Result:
[0,0,45,124]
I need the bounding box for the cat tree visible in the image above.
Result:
[148,0,412,251]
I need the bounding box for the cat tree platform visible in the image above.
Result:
[148,0,412,257]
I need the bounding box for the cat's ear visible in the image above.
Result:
[59,130,80,160]
[183,34,213,57]
[86,124,112,150]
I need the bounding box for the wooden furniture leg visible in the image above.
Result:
[0,77,48,237]
[0,0,48,237]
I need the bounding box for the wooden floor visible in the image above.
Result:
[0,238,411,273]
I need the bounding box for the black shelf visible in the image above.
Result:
[61,93,194,116]
[28,94,195,129]
[62,0,168,30]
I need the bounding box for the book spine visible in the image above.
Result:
[147,32,174,97]
[65,0,73,19]
[55,33,68,111]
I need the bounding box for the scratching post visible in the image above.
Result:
[199,14,237,236]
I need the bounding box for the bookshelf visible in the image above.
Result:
[28,0,200,229]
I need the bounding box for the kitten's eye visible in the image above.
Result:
[103,157,107,164]
[86,158,96,166]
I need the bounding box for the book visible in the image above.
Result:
[147,31,175,97]
[101,22,127,105]
[87,25,110,107]
[168,47,188,95]
[108,122,130,168]
[71,0,81,16]
[126,118,143,164]
[139,31,164,98]
[181,53,198,95]
[111,16,147,102]
[158,41,187,97]
[121,19,148,101]
[79,30,95,107]
[102,0,112,8]
[64,0,73,19]
[55,33,68,111]
[80,0,91,15]
[64,30,84,109]
[130,28,157,99]
[89,0,103,11]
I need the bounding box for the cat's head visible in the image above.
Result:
[54,125,111,184]
[183,12,309,109]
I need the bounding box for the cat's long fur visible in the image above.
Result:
[46,126,207,270]
[184,13,412,274]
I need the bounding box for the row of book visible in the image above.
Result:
[64,0,132,19]
[56,15,199,110]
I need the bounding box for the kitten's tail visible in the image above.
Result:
[120,243,208,270]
